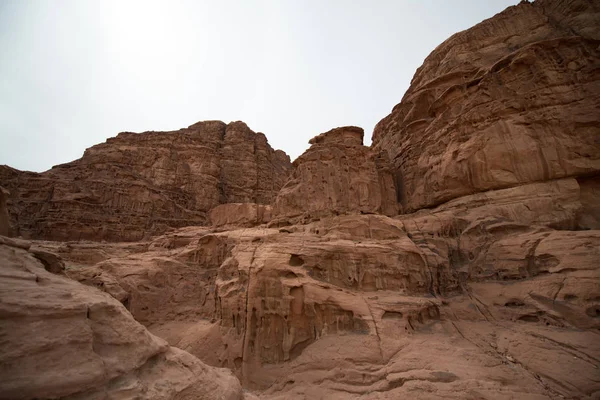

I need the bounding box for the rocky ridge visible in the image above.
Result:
[0,120,291,241]
[1,0,600,399]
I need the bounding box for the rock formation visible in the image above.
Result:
[58,177,599,397]
[1,0,599,399]
[273,126,398,224]
[0,121,291,241]
[0,186,10,236]
[210,203,273,229]
[0,238,249,400]
[372,0,600,213]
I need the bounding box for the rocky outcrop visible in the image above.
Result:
[0,121,291,242]
[2,1,600,399]
[0,239,247,400]
[210,203,272,228]
[372,0,600,213]
[273,127,398,223]
[0,186,10,236]
[62,183,599,397]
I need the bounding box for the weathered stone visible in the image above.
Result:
[210,203,272,228]
[0,242,247,400]
[29,247,65,274]
[0,121,291,242]
[0,186,10,236]
[2,1,600,399]
[273,126,398,223]
[373,0,600,213]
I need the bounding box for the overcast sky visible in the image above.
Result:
[0,0,517,172]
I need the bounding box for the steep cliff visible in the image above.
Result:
[0,0,599,399]
[373,0,600,214]
[0,121,291,241]
[272,126,398,224]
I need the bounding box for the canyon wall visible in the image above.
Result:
[0,237,250,400]
[272,126,398,224]
[372,0,600,213]
[0,0,599,399]
[0,121,291,241]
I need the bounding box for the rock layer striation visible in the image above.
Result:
[373,0,600,213]
[273,126,398,224]
[0,1,599,399]
[0,121,291,241]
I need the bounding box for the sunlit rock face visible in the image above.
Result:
[372,0,600,213]
[1,0,600,399]
[0,120,291,242]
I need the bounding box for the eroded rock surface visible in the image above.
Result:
[373,0,600,213]
[63,186,599,398]
[210,203,273,228]
[0,186,10,236]
[0,121,291,241]
[0,240,247,400]
[1,0,599,399]
[273,126,398,224]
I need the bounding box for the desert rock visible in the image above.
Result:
[273,126,398,223]
[0,186,10,236]
[0,239,247,400]
[372,0,600,213]
[0,121,291,242]
[1,0,599,399]
[210,203,273,228]
[65,191,599,397]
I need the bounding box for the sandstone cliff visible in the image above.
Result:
[0,121,291,241]
[0,0,599,399]
[272,126,398,224]
[373,0,600,214]
[57,179,600,397]
[0,186,10,236]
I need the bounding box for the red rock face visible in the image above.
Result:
[0,121,291,241]
[1,1,600,399]
[0,239,247,400]
[272,126,398,223]
[373,0,600,213]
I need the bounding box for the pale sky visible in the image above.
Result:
[0,0,517,172]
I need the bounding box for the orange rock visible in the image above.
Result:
[1,0,599,398]
[0,240,247,400]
